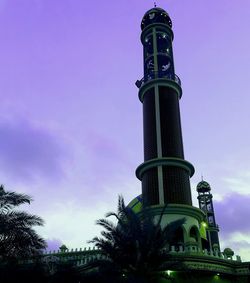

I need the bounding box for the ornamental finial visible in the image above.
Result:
[154,2,157,7]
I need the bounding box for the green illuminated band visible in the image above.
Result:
[136,157,195,180]
[141,204,206,223]
[138,79,182,102]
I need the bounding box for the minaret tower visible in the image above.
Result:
[197,180,220,251]
[136,7,194,207]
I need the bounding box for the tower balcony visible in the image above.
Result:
[136,72,183,102]
[135,72,181,89]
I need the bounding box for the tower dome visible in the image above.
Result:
[196,180,211,193]
[141,7,172,30]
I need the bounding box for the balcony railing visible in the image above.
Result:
[135,72,181,88]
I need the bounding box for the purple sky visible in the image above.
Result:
[0,0,250,260]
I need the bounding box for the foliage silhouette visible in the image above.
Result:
[0,184,46,261]
[89,195,185,283]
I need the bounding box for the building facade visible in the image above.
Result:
[37,6,250,283]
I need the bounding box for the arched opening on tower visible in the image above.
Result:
[188,226,202,250]
[201,238,209,251]
[169,226,185,251]
[189,226,199,242]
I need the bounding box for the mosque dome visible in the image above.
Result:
[127,195,142,213]
[59,244,68,253]
[196,180,211,193]
[223,248,234,257]
[141,7,172,30]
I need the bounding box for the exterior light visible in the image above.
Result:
[202,222,207,227]
[166,270,172,276]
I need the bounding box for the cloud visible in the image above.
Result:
[223,171,250,195]
[214,193,250,234]
[72,129,137,193]
[46,238,63,252]
[35,179,140,251]
[220,232,250,262]
[36,200,108,250]
[85,130,128,175]
[0,117,67,183]
[0,0,6,13]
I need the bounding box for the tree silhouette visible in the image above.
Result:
[0,184,46,262]
[89,195,185,283]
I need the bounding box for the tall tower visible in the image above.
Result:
[134,7,206,252]
[197,180,220,251]
[136,7,194,207]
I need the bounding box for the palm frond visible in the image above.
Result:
[89,195,186,281]
[0,185,46,261]
[96,218,116,233]
[0,185,32,210]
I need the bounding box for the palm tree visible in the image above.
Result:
[89,195,185,283]
[0,185,46,262]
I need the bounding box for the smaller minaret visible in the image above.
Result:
[197,180,220,252]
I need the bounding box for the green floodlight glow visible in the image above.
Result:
[213,274,220,280]
[166,270,172,276]
[202,221,208,227]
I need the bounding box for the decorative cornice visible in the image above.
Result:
[144,204,206,223]
[138,78,182,102]
[136,157,195,180]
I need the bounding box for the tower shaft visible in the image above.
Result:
[136,8,194,207]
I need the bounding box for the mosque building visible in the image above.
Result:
[41,6,250,282]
